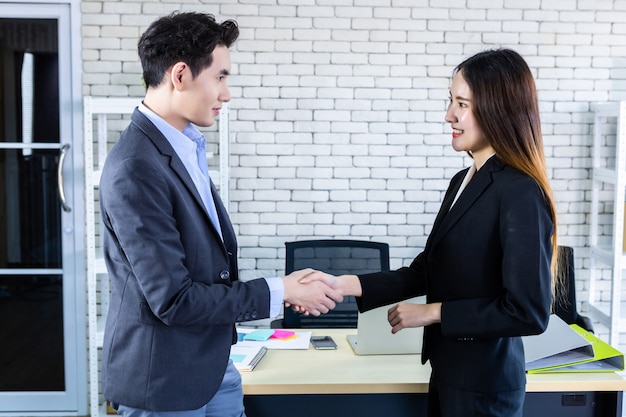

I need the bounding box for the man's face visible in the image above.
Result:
[176,45,232,128]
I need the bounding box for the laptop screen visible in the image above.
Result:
[348,296,425,355]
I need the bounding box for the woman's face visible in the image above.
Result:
[445,72,494,164]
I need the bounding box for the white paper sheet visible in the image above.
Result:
[235,327,312,350]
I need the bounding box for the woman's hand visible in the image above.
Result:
[286,271,363,315]
[387,302,442,334]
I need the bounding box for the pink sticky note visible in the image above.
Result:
[271,330,296,339]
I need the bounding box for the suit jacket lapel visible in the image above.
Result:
[131,110,230,247]
[211,180,237,249]
[428,157,503,250]
[429,169,465,239]
[423,167,466,252]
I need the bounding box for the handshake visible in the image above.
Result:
[280,269,441,333]
[280,269,349,317]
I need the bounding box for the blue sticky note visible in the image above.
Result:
[243,329,274,341]
[230,354,246,363]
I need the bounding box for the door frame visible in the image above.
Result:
[0,1,86,415]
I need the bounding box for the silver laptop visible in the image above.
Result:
[347,296,425,355]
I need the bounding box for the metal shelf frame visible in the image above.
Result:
[588,101,626,345]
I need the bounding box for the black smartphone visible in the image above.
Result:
[310,335,338,350]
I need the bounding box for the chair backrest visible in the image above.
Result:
[283,239,390,328]
[553,245,578,325]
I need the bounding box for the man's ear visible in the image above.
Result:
[169,62,188,91]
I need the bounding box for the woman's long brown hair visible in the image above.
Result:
[453,48,561,304]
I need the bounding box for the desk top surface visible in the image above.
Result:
[240,328,626,395]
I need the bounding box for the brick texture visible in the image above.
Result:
[82,0,626,320]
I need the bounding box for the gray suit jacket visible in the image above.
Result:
[99,109,270,411]
[358,156,553,393]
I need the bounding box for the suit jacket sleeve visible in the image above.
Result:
[356,253,427,312]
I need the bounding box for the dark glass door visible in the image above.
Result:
[0,2,84,414]
[0,147,64,391]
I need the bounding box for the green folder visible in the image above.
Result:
[527,324,624,374]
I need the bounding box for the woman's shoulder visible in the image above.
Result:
[492,164,545,199]
[487,157,532,180]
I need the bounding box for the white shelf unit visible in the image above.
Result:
[588,101,626,345]
[83,97,230,417]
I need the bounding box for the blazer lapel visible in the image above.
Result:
[130,110,229,247]
[211,180,237,249]
[428,157,504,249]
[429,169,466,239]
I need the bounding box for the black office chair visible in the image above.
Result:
[273,239,390,329]
[553,245,594,333]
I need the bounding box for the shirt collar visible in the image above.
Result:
[137,102,203,151]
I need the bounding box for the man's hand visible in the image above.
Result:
[287,270,363,315]
[299,271,362,297]
[282,269,343,316]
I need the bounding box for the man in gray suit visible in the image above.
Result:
[99,12,341,417]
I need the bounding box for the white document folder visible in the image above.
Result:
[522,314,594,371]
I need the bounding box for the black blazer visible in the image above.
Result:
[358,156,553,392]
[99,110,271,411]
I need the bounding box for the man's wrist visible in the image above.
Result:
[264,277,284,317]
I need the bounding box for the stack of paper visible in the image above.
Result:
[235,327,312,350]
[229,328,313,372]
[229,345,267,372]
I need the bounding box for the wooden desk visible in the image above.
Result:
[242,329,626,417]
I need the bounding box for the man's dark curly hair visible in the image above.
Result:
[138,11,239,88]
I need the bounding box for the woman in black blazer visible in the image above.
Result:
[301,49,559,417]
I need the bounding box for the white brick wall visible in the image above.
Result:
[82,1,626,316]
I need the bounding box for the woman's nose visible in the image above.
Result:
[444,105,455,123]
